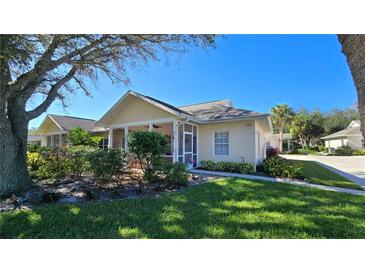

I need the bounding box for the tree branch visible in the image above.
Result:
[7,36,61,94]
[26,67,76,120]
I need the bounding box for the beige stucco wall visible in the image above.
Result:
[198,121,256,165]
[108,97,175,126]
[255,121,266,164]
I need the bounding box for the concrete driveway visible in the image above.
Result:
[282,154,365,188]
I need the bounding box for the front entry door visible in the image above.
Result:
[184,132,193,169]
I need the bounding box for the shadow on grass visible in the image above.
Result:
[1,178,365,239]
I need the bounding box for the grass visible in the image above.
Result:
[1,178,365,239]
[295,160,363,190]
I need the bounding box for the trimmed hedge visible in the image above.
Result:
[200,160,255,174]
[334,145,352,156]
[352,150,365,156]
[263,156,303,179]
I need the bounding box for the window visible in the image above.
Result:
[214,132,229,155]
[47,136,52,147]
[99,138,109,149]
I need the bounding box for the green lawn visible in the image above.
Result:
[296,160,363,190]
[1,178,365,239]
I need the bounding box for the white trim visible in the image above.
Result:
[173,121,179,163]
[42,131,68,136]
[124,126,129,152]
[196,125,200,166]
[109,118,177,129]
[108,128,113,148]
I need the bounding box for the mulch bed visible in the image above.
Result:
[0,172,220,213]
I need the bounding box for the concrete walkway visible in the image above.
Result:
[191,169,365,196]
[282,154,365,188]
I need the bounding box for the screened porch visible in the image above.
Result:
[108,120,198,168]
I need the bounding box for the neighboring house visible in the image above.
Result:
[27,129,43,146]
[266,133,293,151]
[321,120,364,153]
[96,90,272,168]
[35,114,107,148]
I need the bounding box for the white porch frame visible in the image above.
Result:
[107,118,198,166]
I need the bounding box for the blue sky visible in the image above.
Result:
[28,34,357,128]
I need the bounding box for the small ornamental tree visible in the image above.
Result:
[128,131,169,182]
[68,127,101,147]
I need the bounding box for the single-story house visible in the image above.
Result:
[35,114,107,148]
[96,90,273,168]
[321,120,364,153]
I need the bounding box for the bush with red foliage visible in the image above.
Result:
[266,147,278,158]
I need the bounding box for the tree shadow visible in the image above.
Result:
[1,178,365,239]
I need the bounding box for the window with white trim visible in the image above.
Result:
[99,138,109,149]
[214,131,229,155]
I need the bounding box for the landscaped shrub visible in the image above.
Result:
[27,152,43,171]
[334,145,352,156]
[88,148,127,181]
[128,131,169,182]
[164,162,189,187]
[65,145,97,178]
[68,127,102,147]
[266,147,278,158]
[200,160,255,174]
[312,145,326,152]
[35,148,68,179]
[352,149,365,155]
[27,144,41,153]
[263,156,303,179]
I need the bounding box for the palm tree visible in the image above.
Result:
[338,35,365,142]
[271,104,295,152]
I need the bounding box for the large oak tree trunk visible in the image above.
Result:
[0,97,32,197]
[338,35,365,142]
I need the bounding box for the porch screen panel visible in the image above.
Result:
[54,135,60,147]
[112,129,124,149]
[47,136,52,147]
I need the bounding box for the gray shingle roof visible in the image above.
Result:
[321,126,362,140]
[49,114,98,132]
[133,91,267,122]
[181,105,265,121]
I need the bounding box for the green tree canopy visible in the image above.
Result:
[0,34,216,196]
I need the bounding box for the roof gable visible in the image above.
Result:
[50,115,97,131]
[35,114,97,135]
[96,90,199,126]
